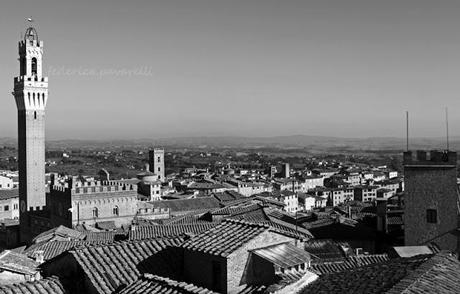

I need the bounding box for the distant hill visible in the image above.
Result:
[0,135,457,151]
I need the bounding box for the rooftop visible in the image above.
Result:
[118,274,218,294]
[0,276,66,294]
[302,253,460,294]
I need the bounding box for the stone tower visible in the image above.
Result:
[149,148,165,181]
[403,150,459,253]
[13,26,48,242]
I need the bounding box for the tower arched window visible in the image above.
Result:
[113,206,119,216]
[31,58,37,75]
[34,111,37,120]
[92,207,98,218]
[28,93,31,106]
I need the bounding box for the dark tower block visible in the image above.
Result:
[13,27,48,243]
[149,148,165,182]
[403,150,459,253]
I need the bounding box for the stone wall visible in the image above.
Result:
[404,165,458,251]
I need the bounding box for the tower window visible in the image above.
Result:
[92,207,99,218]
[426,209,437,223]
[157,156,161,163]
[113,206,119,216]
[34,111,37,120]
[158,167,161,172]
[31,57,37,75]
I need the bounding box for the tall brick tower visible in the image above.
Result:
[403,150,459,253]
[13,26,48,242]
[149,148,165,181]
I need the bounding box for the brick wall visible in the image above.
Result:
[404,166,458,251]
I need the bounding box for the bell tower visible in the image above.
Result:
[13,26,48,242]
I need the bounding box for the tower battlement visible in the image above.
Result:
[403,150,457,167]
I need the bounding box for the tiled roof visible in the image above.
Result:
[0,276,66,294]
[302,254,431,293]
[69,237,185,294]
[24,240,111,261]
[84,231,120,242]
[0,250,39,275]
[265,217,313,240]
[32,225,86,244]
[386,252,460,294]
[310,254,389,275]
[118,274,218,294]
[252,243,310,268]
[212,191,245,203]
[229,207,271,223]
[160,212,208,225]
[129,222,220,240]
[212,203,262,216]
[181,220,269,257]
[0,188,18,200]
[149,197,221,213]
[303,239,349,260]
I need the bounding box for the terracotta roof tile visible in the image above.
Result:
[70,237,186,294]
[128,223,220,240]
[24,240,112,261]
[182,219,269,257]
[0,276,66,294]
[118,274,218,294]
[302,254,433,293]
[310,254,390,275]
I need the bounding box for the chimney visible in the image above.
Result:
[35,250,44,263]
[144,163,150,171]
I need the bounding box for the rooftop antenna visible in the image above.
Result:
[406,111,409,152]
[445,107,449,151]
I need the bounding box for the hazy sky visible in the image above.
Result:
[1,0,460,140]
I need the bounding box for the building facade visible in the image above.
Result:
[403,150,459,253]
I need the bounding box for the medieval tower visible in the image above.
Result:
[403,150,459,253]
[149,148,165,182]
[13,26,48,242]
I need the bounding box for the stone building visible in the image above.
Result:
[403,150,459,254]
[149,148,165,182]
[181,219,309,293]
[13,26,49,243]
[48,176,138,228]
[0,189,19,220]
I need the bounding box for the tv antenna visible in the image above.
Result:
[406,111,409,152]
[445,107,449,151]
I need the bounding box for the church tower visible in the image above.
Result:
[13,26,48,242]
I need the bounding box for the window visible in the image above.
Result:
[92,207,98,218]
[113,206,119,216]
[31,57,37,75]
[426,209,437,223]
[157,156,161,163]
[34,111,37,120]
[13,204,18,210]
[4,205,9,211]
[158,167,161,172]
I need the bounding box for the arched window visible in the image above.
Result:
[31,58,37,75]
[113,206,119,216]
[33,93,35,106]
[92,207,98,218]
[34,111,37,120]
[28,93,31,106]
